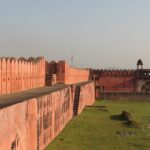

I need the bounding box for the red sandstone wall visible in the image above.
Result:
[0,100,31,150]
[97,76,135,92]
[0,57,46,96]
[1,58,7,94]
[36,87,73,150]
[0,82,95,150]
[57,61,90,84]
[0,87,73,150]
[72,82,95,115]
[91,69,135,93]
[6,58,11,94]
[46,61,57,75]
[0,59,1,94]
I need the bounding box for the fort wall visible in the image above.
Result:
[0,57,45,95]
[71,82,95,114]
[0,82,95,150]
[97,76,135,92]
[57,61,90,84]
[100,91,150,101]
[91,69,136,98]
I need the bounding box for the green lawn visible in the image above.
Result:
[46,100,150,150]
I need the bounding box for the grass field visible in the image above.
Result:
[46,100,150,150]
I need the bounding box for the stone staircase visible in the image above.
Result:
[73,86,81,116]
[45,74,52,86]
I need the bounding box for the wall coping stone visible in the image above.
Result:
[0,84,68,109]
[70,81,94,86]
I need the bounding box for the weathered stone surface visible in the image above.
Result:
[0,81,95,150]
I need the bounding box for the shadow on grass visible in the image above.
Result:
[58,138,64,141]
[87,106,106,108]
[110,114,125,121]
[87,106,108,112]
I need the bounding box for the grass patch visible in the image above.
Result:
[46,100,150,150]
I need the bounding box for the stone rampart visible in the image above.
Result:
[71,81,95,115]
[0,57,45,95]
[91,69,135,78]
[0,81,95,150]
[99,91,150,101]
[57,61,90,84]
[91,69,136,96]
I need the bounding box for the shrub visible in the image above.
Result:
[122,111,140,128]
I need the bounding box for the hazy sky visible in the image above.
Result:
[0,0,150,69]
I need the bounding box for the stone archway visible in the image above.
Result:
[141,81,150,92]
[95,85,104,99]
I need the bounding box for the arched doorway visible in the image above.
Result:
[141,81,150,92]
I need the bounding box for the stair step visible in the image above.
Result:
[74,103,79,105]
[73,86,81,116]
[46,73,53,86]
[74,107,78,109]
[74,108,78,109]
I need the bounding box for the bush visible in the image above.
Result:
[122,111,140,128]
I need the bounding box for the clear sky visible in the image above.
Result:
[0,0,150,69]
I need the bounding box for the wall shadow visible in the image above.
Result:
[110,114,125,121]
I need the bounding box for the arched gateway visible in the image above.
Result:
[141,81,150,92]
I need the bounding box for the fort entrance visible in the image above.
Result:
[141,81,150,92]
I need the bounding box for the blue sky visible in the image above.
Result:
[0,0,150,69]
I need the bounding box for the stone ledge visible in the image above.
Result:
[0,84,68,109]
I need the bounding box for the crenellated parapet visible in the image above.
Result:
[90,68,137,94]
[90,69,135,79]
[0,57,45,95]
